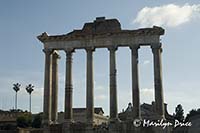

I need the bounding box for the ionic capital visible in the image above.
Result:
[52,50,61,59]
[64,48,75,57]
[129,45,140,50]
[43,49,53,55]
[85,47,95,52]
[108,46,118,52]
[151,43,162,49]
[151,43,163,53]
[64,48,75,54]
[130,45,140,57]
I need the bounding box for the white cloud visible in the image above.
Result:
[133,3,200,27]
[32,87,43,97]
[94,94,106,100]
[143,60,151,65]
[95,85,106,91]
[141,88,153,95]
[140,88,154,104]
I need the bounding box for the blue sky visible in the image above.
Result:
[0,0,200,116]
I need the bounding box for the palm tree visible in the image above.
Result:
[26,84,34,113]
[13,83,21,110]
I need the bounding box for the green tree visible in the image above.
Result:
[174,104,184,122]
[32,114,42,128]
[16,114,32,128]
[25,84,34,113]
[185,108,200,121]
[13,83,21,110]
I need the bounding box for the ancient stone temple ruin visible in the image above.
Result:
[37,17,166,133]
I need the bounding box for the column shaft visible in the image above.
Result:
[43,49,53,126]
[51,51,60,124]
[64,49,74,122]
[86,48,94,124]
[152,44,165,119]
[109,46,118,122]
[130,46,140,119]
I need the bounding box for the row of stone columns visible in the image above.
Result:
[42,44,165,126]
[43,49,60,126]
[130,44,165,119]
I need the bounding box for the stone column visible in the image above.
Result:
[130,45,141,119]
[86,47,95,125]
[108,46,118,122]
[151,44,165,119]
[51,51,60,124]
[43,49,53,126]
[64,49,74,123]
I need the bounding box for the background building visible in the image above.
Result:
[58,107,108,125]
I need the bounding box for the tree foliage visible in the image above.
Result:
[13,83,21,92]
[16,114,32,128]
[25,84,34,94]
[185,108,200,121]
[16,113,42,128]
[32,114,42,128]
[174,104,184,122]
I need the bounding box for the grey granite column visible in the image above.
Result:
[130,45,141,119]
[152,44,165,119]
[64,49,74,123]
[43,49,53,126]
[108,46,118,122]
[86,47,95,125]
[51,51,60,124]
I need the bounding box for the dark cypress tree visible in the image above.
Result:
[174,104,184,122]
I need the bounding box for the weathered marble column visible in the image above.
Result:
[86,47,95,124]
[64,49,74,123]
[108,46,118,122]
[43,49,53,126]
[130,45,141,119]
[151,44,165,119]
[51,51,60,124]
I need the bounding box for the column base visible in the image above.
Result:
[109,119,122,133]
[43,127,51,133]
[62,120,74,133]
[86,119,95,128]
[63,119,74,127]
[42,119,53,128]
[51,120,59,125]
[85,125,94,133]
